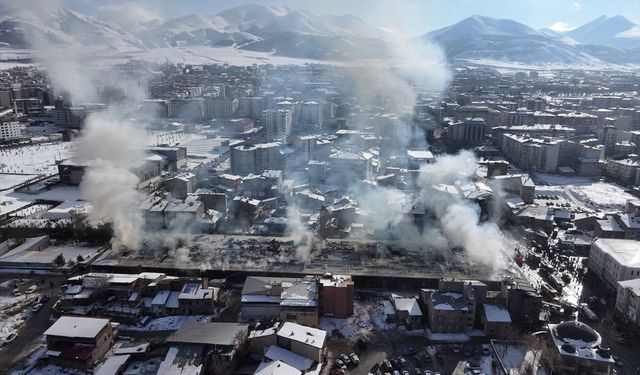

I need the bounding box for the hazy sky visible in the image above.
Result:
[65,0,640,35]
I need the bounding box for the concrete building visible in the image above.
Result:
[276,322,326,363]
[263,109,292,141]
[0,119,21,140]
[546,321,613,375]
[318,274,354,318]
[421,289,475,333]
[501,133,560,172]
[231,143,283,176]
[44,316,116,370]
[588,238,640,289]
[605,157,640,185]
[615,278,640,331]
[447,118,485,147]
[482,303,512,339]
[241,276,318,327]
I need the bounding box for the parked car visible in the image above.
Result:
[339,354,352,366]
[335,359,347,370]
[26,285,37,293]
[350,353,360,366]
[30,303,43,312]
[383,359,393,371]
[399,357,408,367]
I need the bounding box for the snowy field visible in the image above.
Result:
[533,173,637,212]
[1,184,84,216]
[0,142,75,175]
[0,174,39,191]
[0,46,333,69]
[320,301,393,340]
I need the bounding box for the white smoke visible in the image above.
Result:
[417,151,514,271]
[76,113,148,249]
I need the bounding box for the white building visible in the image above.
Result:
[588,238,640,288]
[501,133,560,172]
[615,278,640,329]
[0,120,21,140]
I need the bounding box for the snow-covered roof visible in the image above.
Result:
[166,291,180,309]
[95,354,131,375]
[152,290,171,306]
[264,345,313,371]
[44,316,110,339]
[483,303,512,323]
[277,322,326,349]
[593,238,640,268]
[255,360,301,375]
[618,278,640,296]
[392,297,422,316]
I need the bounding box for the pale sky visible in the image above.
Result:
[65,0,640,36]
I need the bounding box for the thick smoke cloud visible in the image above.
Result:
[76,114,148,249]
[7,0,153,249]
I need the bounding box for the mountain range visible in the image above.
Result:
[0,3,638,66]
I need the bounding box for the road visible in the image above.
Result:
[0,277,65,374]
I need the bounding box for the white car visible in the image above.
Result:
[26,285,37,293]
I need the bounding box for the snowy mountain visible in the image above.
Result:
[0,3,637,67]
[565,15,640,49]
[142,4,392,57]
[0,2,144,51]
[422,15,638,66]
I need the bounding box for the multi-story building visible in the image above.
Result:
[615,278,640,331]
[230,142,282,175]
[241,276,319,327]
[0,119,21,140]
[588,238,640,289]
[276,322,326,363]
[501,133,560,172]
[605,157,640,185]
[421,288,476,333]
[14,97,45,117]
[546,321,613,375]
[44,316,116,370]
[263,109,292,141]
[556,112,598,134]
[447,118,486,147]
[318,274,354,318]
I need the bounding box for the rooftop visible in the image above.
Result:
[167,322,248,347]
[593,238,640,268]
[44,316,110,339]
[277,322,327,349]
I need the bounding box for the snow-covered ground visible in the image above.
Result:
[0,142,75,175]
[319,301,393,340]
[0,174,39,191]
[533,173,636,212]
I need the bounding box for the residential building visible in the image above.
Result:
[546,321,613,375]
[421,289,475,333]
[588,238,640,289]
[501,133,560,172]
[263,109,292,141]
[241,276,318,327]
[318,274,354,318]
[615,278,640,330]
[447,118,486,147]
[482,303,512,339]
[44,316,116,370]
